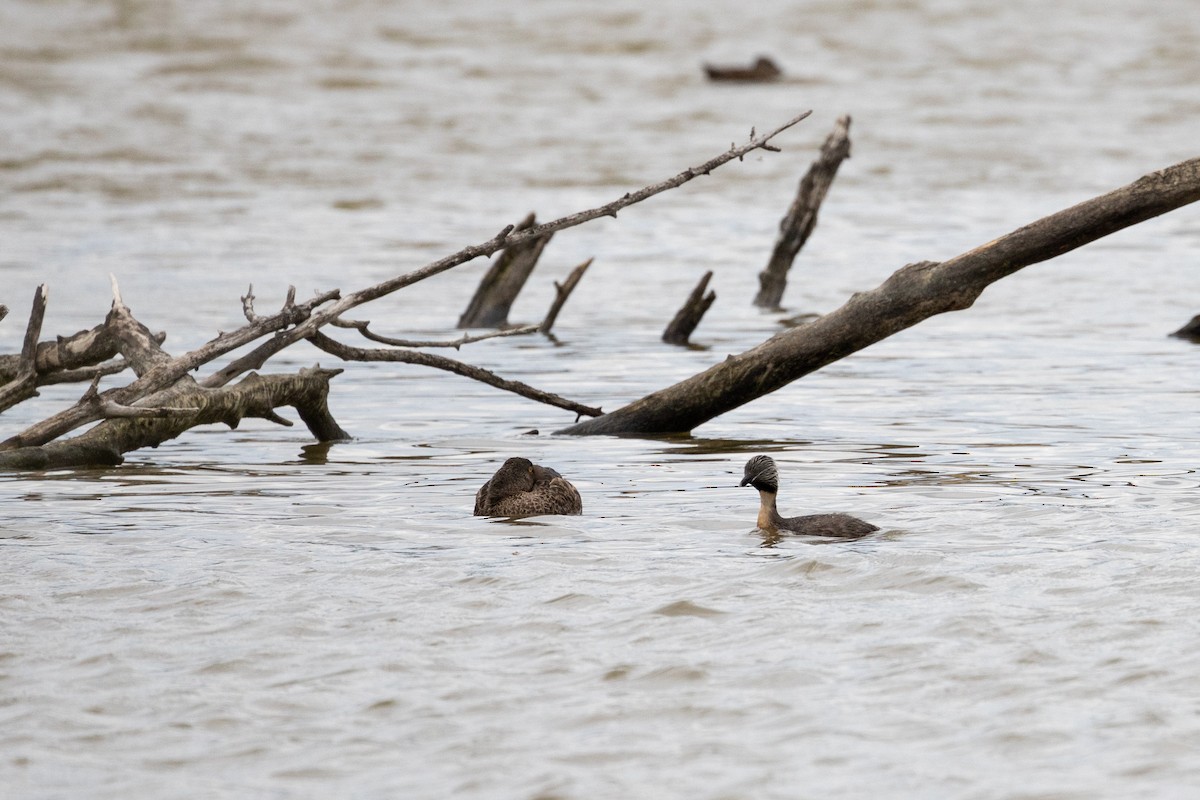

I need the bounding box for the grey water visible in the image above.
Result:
[2,1,1199,798]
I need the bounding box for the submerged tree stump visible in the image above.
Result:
[457,212,554,329]
[662,271,717,346]
[1170,313,1200,342]
[753,115,852,310]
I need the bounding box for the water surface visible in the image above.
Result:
[2,1,1199,798]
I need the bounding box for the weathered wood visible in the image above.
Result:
[0,111,813,462]
[307,332,601,418]
[754,115,852,310]
[0,367,348,470]
[562,156,1200,436]
[0,285,340,450]
[0,286,48,411]
[540,258,593,335]
[190,111,813,390]
[458,213,553,329]
[332,317,539,349]
[662,271,716,345]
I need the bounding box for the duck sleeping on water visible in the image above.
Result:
[703,56,783,83]
[740,455,878,538]
[474,457,583,518]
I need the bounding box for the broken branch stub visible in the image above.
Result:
[662,271,717,346]
[540,258,593,335]
[458,213,554,329]
[754,115,852,310]
[307,331,601,418]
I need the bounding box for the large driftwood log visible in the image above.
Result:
[458,213,553,329]
[0,368,348,470]
[563,156,1200,436]
[754,115,852,310]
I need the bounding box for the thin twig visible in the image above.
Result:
[39,359,131,385]
[307,332,602,418]
[212,111,814,384]
[334,318,540,349]
[540,258,593,335]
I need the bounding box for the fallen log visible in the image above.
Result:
[562,156,1200,435]
[0,367,348,470]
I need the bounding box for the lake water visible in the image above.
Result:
[2,1,1199,798]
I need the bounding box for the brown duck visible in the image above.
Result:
[474,457,583,518]
[740,455,877,538]
[703,56,783,83]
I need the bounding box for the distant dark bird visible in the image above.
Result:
[703,56,783,83]
[740,455,878,538]
[474,457,583,517]
[1170,313,1200,342]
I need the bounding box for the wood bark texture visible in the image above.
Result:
[662,271,717,345]
[0,368,348,470]
[753,115,852,310]
[563,156,1200,436]
[540,259,592,335]
[458,213,554,329]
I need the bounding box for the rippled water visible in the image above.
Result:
[2,1,1199,798]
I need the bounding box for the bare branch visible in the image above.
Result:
[0,285,49,411]
[106,274,172,376]
[39,359,130,386]
[208,111,813,385]
[0,367,347,470]
[307,331,602,418]
[0,287,341,450]
[334,317,540,349]
[540,259,593,335]
[458,212,553,329]
[755,114,853,310]
[564,155,1200,435]
[662,271,717,346]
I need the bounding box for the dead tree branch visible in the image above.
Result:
[332,317,540,349]
[0,286,341,450]
[0,111,811,462]
[540,259,593,335]
[201,110,814,388]
[0,367,347,470]
[0,286,49,411]
[307,332,602,418]
[563,155,1200,435]
[662,271,717,346]
[458,212,553,328]
[754,115,852,310]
